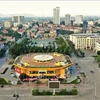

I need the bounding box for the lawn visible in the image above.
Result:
[0,78,8,85]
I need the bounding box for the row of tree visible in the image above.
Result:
[57,29,74,35]
[9,37,72,58]
[32,88,78,95]
[67,40,85,57]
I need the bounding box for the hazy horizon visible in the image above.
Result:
[0,1,100,17]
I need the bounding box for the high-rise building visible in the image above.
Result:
[74,15,83,24]
[12,16,25,24]
[4,21,13,28]
[65,14,71,26]
[53,7,60,25]
[83,21,88,33]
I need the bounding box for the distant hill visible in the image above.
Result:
[0,13,35,17]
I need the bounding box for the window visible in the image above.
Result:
[47,71,54,74]
[30,71,38,74]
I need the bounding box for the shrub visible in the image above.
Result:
[32,89,52,95]
[44,91,52,95]
[70,88,78,95]
[32,89,78,96]
[32,89,40,95]
[56,89,67,95]
[35,80,40,84]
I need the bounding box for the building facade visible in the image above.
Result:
[53,7,60,25]
[70,33,100,49]
[74,15,83,24]
[65,14,71,26]
[4,21,13,28]
[94,41,100,53]
[12,16,25,24]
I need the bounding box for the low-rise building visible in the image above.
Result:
[49,30,57,38]
[3,36,14,42]
[4,21,13,28]
[12,27,18,31]
[94,41,100,53]
[17,28,26,35]
[70,33,100,50]
[2,30,8,34]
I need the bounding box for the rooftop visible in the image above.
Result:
[14,53,72,68]
[71,33,100,38]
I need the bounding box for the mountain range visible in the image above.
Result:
[0,13,35,17]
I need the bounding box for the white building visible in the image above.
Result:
[94,41,100,53]
[70,33,100,50]
[65,14,71,26]
[4,21,13,28]
[74,15,83,24]
[12,16,25,24]
[88,21,94,26]
[53,7,60,25]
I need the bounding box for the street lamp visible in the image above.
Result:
[13,94,19,100]
[13,86,19,100]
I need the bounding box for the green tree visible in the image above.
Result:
[32,89,40,95]
[97,55,100,62]
[17,24,23,29]
[97,51,100,55]
[70,89,78,95]
[0,48,6,57]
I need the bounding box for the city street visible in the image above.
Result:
[0,49,10,68]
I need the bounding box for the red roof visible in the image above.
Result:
[17,28,26,33]
[0,41,3,44]
[0,34,3,37]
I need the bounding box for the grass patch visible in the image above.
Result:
[0,78,9,85]
[60,76,81,84]
[1,68,8,74]
[70,76,81,84]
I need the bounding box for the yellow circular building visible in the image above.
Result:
[13,53,73,79]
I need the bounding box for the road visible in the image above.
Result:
[71,50,100,99]
[0,49,10,68]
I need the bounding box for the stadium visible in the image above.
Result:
[13,53,73,80]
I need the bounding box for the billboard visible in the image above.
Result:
[48,81,60,89]
[15,67,21,74]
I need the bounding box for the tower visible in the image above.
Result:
[53,7,60,25]
[65,14,71,26]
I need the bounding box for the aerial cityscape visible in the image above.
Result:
[0,1,100,100]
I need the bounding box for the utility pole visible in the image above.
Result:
[13,85,19,100]
[94,82,97,100]
[15,86,17,100]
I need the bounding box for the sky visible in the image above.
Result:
[0,1,100,17]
